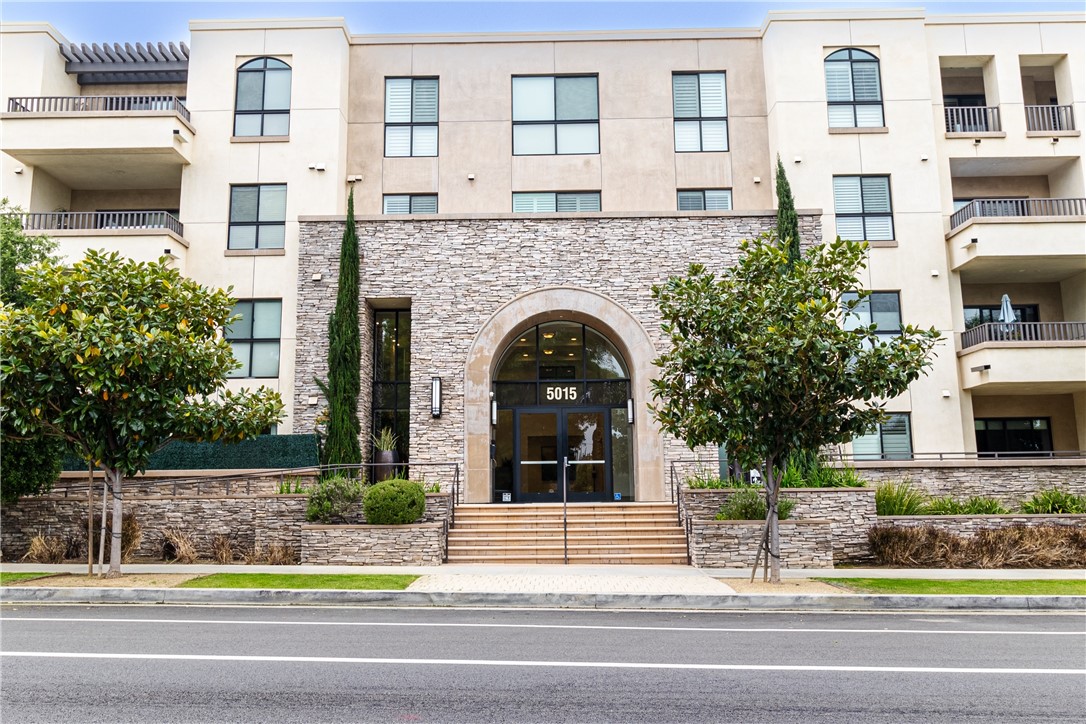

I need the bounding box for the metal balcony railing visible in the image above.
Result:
[961,321,1086,349]
[944,105,1001,133]
[949,197,1086,230]
[6,95,190,123]
[1025,104,1076,132]
[15,211,184,237]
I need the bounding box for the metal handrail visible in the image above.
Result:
[12,211,184,237]
[944,105,1001,133]
[961,321,1086,349]
[1025,104,1075,132]
[7,95,191,123]
[949,197,1086,230]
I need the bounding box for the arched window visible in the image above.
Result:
[825,48,883,128]
[234,57,291,137]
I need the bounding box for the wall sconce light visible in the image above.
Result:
[793,156,802,164]
[627,398,635,424]
[467,173,476,181]
[430,376,442,418]
[941,389,951,398]
[753,176,761,184]
[13,167,24,175]
[491,400,498,426]
[973,139,981,146]
[970,364,991,373]
[920,155,929,162]
[1052,137,1060,144]
[930,269,939,277]
[968,238,978,245]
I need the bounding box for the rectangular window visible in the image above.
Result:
[842,291,902,338]
[975,418,1052,457]
[385,78,438,157]
[512,75,599,155]
[512,192,601,213]
[373,309,411,463]
[383,195,438,214]
[677,189,733,211]
[964,304,1039,328]
[226,300,282,378]
[852,413,912,460]
[673,72,728,152]
[833,175,893,241]
[228,184,286,249]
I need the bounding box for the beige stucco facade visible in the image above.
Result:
[2,8,1083,498]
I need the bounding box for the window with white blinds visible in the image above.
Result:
[512,192,601,213]
[832,176,894,241]
[673,72,728,152]
[385,78,439,157]
[677,189,732,211]
[512,76,599,155]
[825,49,884,128]
[234,58,291,137]
[228,184,287,249]
[852,413,912,460]
[383,194,438,214]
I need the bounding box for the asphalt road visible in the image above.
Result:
[2,605,1083,723]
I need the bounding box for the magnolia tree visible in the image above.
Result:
[650,235,940,582]
[0,250,283,574]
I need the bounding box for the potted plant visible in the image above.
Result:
[371,428,400,482]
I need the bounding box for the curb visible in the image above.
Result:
[2,587,1084,611]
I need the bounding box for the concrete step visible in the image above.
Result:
[444,552,689,565]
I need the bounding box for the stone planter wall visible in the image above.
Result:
[681,487,876,563]
[1,491,453,563]
[301,523,444,565]
[688,519,834,568]
[875,514,1086,537]
[851,461,1085,506]
[50,470,316,498]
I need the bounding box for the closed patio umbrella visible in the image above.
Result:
[998,293,1016,334]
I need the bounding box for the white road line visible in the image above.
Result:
[2,616,1083,636]
[2,651,1083,675]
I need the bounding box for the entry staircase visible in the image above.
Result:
[446,502,689,564]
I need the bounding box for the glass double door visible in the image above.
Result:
[516,407,611,503]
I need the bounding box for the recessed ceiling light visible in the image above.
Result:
[520,338,527,342]
[543,349,554,355]
[570,337,577,342]
[521,353,529,357]
[542,332,555,339]
[567,353,575,357]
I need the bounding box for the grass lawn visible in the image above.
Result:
[816,578,1086,596]
[0,572,56,585]
[177,573,420,590]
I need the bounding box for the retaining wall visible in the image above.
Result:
[851,461,1085,505]
[301,524,444,565]
[688,519,834,568]
[876,514,1086,537]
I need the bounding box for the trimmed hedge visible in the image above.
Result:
[63,434,318,471]
[363,479,426,525]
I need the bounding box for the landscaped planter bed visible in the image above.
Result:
[688,518,834,569]
[877,513,1086,536]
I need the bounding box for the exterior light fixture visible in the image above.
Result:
[970,364,991,373]
[430,376,442,418]
[491,400,498,426]
[627,398,635,424]
[973,139,981,145]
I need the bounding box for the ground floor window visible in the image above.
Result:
[851,413,911,460]
[975,418,1052,456]
[372,309,411,462]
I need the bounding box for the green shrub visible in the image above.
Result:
[778,454,866,488]
[685,469,754,489]
[715,489,794,521]
[924,497,965,515]
[363,478,426,525]
[1020,488,1086,515]
[277,476,309,495]
[961,496,1010,515]
[875,480,928,516]
[305,475,366,523]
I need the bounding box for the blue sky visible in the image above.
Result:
[1,1,1081,43]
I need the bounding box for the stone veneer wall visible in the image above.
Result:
[295,213,822,488]
[1,492,452,561]
[875,514,1086,537]
[851,462,1085,506]
[301,523,444,565]
[688,519,834,568]
[681,488,876,563]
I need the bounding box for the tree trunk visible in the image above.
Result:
[87,464,94,576]
[107,467,123,577]
[765,456,781,584]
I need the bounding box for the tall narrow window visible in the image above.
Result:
[852,413,912,460]
[512,75,599,155]
[385,78,438,157]
[677,189,732,211]
[673,72,728,152]
[228,184,287,249]
[512,192,600,213]
[226,300,282,378]
[825,49,883,128]
[833,176,893,241]
[373,310,411,462]
[234,58,291,136]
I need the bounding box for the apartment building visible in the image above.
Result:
[2,8,1083,505]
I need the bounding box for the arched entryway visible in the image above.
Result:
[492,321,632,503]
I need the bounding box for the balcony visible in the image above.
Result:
[1,95,194,189]
[1024,105,1076,134]
[958,322,1086,394]
[947,198,1086,283]
[15,211,188,272]
[944,106,1002,135]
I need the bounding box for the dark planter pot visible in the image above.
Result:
[374,450,401,482]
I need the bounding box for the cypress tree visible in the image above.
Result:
[317,189,362,470]
[775,155,801,267]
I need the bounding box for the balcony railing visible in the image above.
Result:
[1025,104,1076,132]
[6,95,190,123]
[961,321,1086,349]
[15,211,184,237]
[945,106,1001,133]
[950,197,1086,230]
